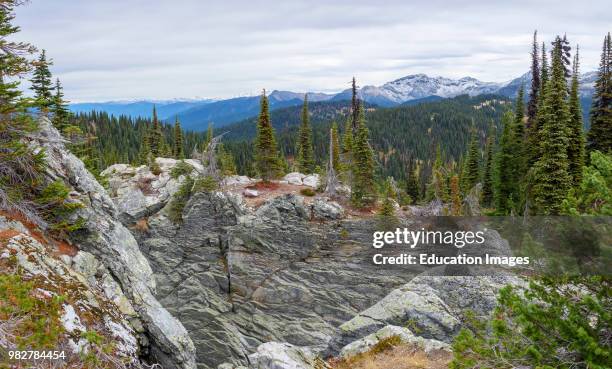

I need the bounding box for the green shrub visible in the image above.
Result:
[300,188,316,197]
[168,177,194,223]
[369,335,402,354]
[450,276,611,369]
[35,180,85,234]
[193,176,218,193]
[0,275,65,349]
[170,160,194,179]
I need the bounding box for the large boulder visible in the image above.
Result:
[326,275,523,356]
[29,118,196,369]
[283,172,306,186]
[248,342,319,369]
[339,325,450,359]
[302,174,320,188]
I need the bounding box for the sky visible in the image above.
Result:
[15,0,611,102]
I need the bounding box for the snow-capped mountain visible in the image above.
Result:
[377,74,502,103]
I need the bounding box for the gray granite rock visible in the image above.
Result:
[30,118,196,369]
[339,325,450,359]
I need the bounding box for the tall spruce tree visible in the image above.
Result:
[450,175,461,216]
[0,0,47,225]
[587,33,612,153]
[567,47,585,186]
[527,42,549,166]
[351,104,376,206]
[30,49,53,111]
[173,117,184,159]
[148,105,163,156]
[512,85,527,180]
[330,121,340,172]
[204,123,213,150]
[405,158,420,204]
[527,31,540,127]
[351,77,359,132]
[296,94,315,173]
[51,78,70,132]
[139,129,151,165]
[532,40,572,215]
[494,111,519,214]
[461,127,480,192]
[482,124,495,207]
[341,114,353,176]
[255,90,282,181]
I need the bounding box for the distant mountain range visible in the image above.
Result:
[69,71,597,131]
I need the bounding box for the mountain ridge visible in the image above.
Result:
[69,71,597,131]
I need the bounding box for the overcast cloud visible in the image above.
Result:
[14,0,611,102]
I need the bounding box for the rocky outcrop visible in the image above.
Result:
[102,159,204,223]
[103,158,525,368]
[0,215,140,365]
[29,118,196,369]
[248,342,320,369]
[326,275,524,356]
[118,187,415,368]
[339,325,450,359]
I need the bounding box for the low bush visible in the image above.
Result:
[300,188,316,197]
[170,160,194,179]
[168,177,194,224]
[450,276,611,369]
[193,176,218,193]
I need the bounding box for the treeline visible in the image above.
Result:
[222,94,509,182]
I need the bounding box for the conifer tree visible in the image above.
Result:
[567,48,585,186]
[426,144,447,201]
[377,177,398,230]
[351,104,376,206]
[217,143,237,176]
[587,33,612,153]
[330,121,340,172]
[482,125,495,207]
[527,31,540,127]
[30,49,53,111]
[532,41,572,215]
[512,85,528,180]
[51,78,70,132]
[173,117,184,159]
[255,90,282,181]
[405,158,420,204]
[341,115,353,176]
[148,105,163,156]
[450,175,461,216]
[461,127,480,192]
[296,94,315,173]
[351,77,359,132]
[0,0,46,224]
[527,43,549,165]
[204,123,213,150]
[139,129,151,165]
[495,111,518,214]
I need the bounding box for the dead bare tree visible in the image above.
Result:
[201,132,227,180]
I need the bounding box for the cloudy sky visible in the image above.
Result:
[15,0,610,102]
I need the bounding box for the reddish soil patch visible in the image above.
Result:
[55,239,78,257]
[0,210,79,257]
[0,229,21,244]
[247,181,281,191]
[0,210,47,245]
